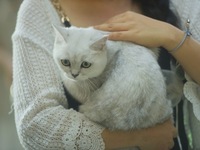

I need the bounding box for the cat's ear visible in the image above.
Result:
[52,24,68,44]
[90,36,108,51]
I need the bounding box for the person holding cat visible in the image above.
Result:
[12,0,200,150]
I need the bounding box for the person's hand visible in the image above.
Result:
[138,119,177,150]
[94,11,183,50]
[102,118,177,150]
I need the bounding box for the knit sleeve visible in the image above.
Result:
[12,0,105,149]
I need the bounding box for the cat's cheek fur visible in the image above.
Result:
[90,57,108,78]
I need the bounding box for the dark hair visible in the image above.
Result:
[133,0,180,69]
[135,0,179,27]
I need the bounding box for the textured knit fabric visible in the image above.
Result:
[12,0,105,149]
[171,0,200,149]
[12,0,200,149]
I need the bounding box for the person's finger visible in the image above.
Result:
[169,140,175,149]
[94,23,129,32]
[105,15,128,24]
[173,127,178,138]
[106,11,138,23]
[108,31,136,43]
[166,119,178,138]
[105,11,131,23]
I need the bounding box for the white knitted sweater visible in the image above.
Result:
[12,0,200,149]
[12,0,105,149]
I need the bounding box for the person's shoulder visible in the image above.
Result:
[13,0,54,43]
[20,0,43,9]
[18,0,51,17]
[16,0,53,27]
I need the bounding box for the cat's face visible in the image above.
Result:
[53,26,108,81]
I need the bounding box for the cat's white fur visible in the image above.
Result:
[53,25,173,131]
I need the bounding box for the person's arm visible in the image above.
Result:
[12,1,105,149]
[164,28,200,84]
[94,11,200,84]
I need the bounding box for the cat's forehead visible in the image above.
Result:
[60,45,92,61]
[64,27,108,42]
[54,26,107,59]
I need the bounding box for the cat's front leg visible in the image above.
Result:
[79,99,107,125]
[79,90,125,130]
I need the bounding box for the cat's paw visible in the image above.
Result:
[79,104,88,114]
[79,104,102,123]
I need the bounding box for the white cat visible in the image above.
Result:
[52,25,173,131]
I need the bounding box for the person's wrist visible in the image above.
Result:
[161,24,185,52]
[102,129,141,149]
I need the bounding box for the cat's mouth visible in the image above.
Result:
[63,72,88,81]
[67,77,77,82]
[63,72,77,82]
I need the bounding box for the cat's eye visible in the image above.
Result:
[61,59,70,67]
[81,61,91,68]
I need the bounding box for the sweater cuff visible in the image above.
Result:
[62,109,105,149]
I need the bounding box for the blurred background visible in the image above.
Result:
[0,0,23,149]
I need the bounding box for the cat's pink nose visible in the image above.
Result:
[72,73,79,78]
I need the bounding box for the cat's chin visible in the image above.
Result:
[75,77,90,81]
[66,77,77,82]
[63,73,77,82]
[70,79,83,82]
[66,76,89,82]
